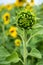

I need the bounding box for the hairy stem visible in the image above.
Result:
[22,29,27,65]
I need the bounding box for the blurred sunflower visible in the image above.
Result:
[0,5,5,11]
[30,0,35,6]
[1,5,5,9]
[2,12,10,25]
[15,39,21,46]
[9,26,18,38]
[5,4,13,10]
[0,6,2,11]
[15,0,27,7]
[25,3,33,12]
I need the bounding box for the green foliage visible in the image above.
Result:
[28,48,42,59]
[0,3,43,65]
[6,51,20,63]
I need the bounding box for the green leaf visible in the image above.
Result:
[32,24,43,29]
[0,46,10,64]
[6,51,20,63]
[37,30,43,35]
[0,46,10,58]
[36,60,43,65]
[28,48,42,59]
[0,64,10,65]
[29,35,43,48]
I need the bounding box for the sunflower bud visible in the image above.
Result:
[17,11,36,29]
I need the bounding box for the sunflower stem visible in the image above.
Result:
[22,29,27,65]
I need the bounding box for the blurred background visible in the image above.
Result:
[0,0,43,5]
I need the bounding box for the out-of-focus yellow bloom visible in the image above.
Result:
[9,26,18,38]
[0,5,5,11]
[15,0,26,7]
[5,4,13,10]
[30,0,35,6]
[15,39,21,46]
[25,3,33,12]
[2,12,10,25]
[0,6,2,11]
[1,5,5,9]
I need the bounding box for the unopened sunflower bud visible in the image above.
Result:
[17,11,36,29]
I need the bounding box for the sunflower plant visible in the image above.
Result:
[0,3,43,65]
